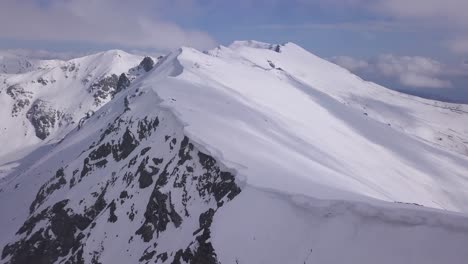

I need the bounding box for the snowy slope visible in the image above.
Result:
[0,50,143,174]
[229,41,468,156]
[1,42,468,264]
[140,42,468,213]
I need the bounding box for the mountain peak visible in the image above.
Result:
[1,40,468,264]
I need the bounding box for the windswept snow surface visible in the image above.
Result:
[1,42,468,264]
[212,187,468,264]
[141,42,468,213]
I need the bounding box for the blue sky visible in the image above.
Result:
[0,0,467,102]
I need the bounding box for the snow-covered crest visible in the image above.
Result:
[1,41,468,264]
[141,41,468,212]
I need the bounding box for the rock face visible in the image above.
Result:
[26,100,72,140]
[116,73,130,94]
[6,85,33,117]
[139,57,154,72]
[88,74,119,106]
[1,89,241,264]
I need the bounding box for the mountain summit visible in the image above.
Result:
[1,41,468,264]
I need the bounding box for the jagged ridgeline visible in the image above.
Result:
[1,86,241,264]
[2,41,468,264]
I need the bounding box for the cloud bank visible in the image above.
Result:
[332,55,458,89]
[325,0,468,54]
[0,0,217,51]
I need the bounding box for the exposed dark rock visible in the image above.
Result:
[6,84,34,117]
[123,171,135,187]
[139,248,156,262]
[178,136,193,165]
[267,60,275,68]
[11,96,31,116]
[94,159,108,168]
[139,57,155,72]
[170,138,177,150]
[135,133,240,264]
[3,107,242,264]
[140,147,151,156]
[197,152,241,206]
[2,200,91,264]
[128,204,136,221]
[97,116,125,144]
[119,190,128,199]
[30,168,67,213]
[89,143,112,160]
[274,44,281,53]
[78,111,94,130]
[26,99,71,140]
[172,248,193,264]
[108,200,118,223]
[80,157,92,179]
[84,183,108,220]
[153,158,163,165]
[116,73,130,94]
[136,189,180,242]
[137,116,159,140]
[156,252,168,262]
[37,77,48,86]
[88,74,119,105]
[137,156,160,189]
[124,96,131,112]
[191,209,218,264]
[111,128,139,161]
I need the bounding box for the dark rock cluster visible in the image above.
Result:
[2,93,241,264]
[26,99,72,140]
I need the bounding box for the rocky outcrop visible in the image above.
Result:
[88,72,134,106]
[88,74,119,106]
[116,73,130,94]
[6,84,33,117]
[139,57,154,72]
[26,99,72,140]
[2,102,241,264]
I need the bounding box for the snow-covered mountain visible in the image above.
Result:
[0,52,63,75]
[0,50,147,172]
[1,41,468,264]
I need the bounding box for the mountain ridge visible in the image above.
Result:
[1,41,468,264]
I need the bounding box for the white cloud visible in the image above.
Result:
[0,0,217,51]
[369,0,468,28]
[256,20,416,33]
[322,0,468,28]
[331,56,369,71]
[399,73,451,88]
[376,55,445,77]
[447,38,468,54]
[319,0,468,54]
[331,54,455,89]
